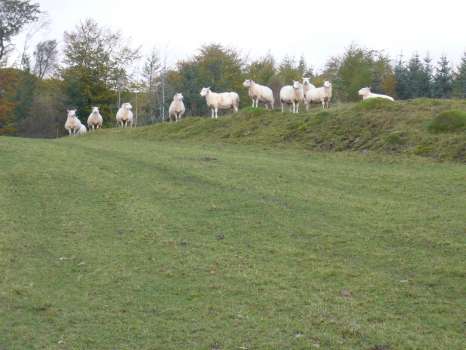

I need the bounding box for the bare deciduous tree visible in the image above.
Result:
[33,40,58,79]
[0,0,40,63]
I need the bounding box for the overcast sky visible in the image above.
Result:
[13,0,466,71]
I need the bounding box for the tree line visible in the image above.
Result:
[1,0,465,137]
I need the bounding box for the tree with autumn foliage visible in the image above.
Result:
[61,19,140,123]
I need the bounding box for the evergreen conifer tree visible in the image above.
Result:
[453,52,466,98]
[433,55,453,98]
[394,56,410,99]
[420,54,433,97]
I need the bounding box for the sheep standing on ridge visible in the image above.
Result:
[304,80,333,110]
[200,87,240,119]
[64,110,83,136]
[358,87,395,102]
[116,103,134,128]
[168,93,186,122]
[87,107,103,131]
[302,77,316,111]
[280,81,304,113]
[243,79,274,109]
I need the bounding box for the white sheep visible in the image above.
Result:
[87,107,103,131]
[304,80,333,110]
[64,110,82,136]
[358,87,395,102]
[76,124,87,136]
[116,103,134,128]
[200,87,240,119]
[168,93,186,122]
[302,77,316,108]
[280,81,304,113]
[243,79,274,109]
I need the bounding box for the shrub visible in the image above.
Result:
[428,110,466,133]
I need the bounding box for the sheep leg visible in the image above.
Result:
[281,103,284,113]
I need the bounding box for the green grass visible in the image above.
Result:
[130,99,466,162]
[1,107,466,349]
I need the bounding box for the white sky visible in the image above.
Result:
[12,0,466,71]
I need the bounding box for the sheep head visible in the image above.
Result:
[200,87,211,97]
[122,103,133,110]
[67,110,77,118]
[293,81,302,90]
[358,87,371,97]
[174,93,184,100]
[243,79,254,88]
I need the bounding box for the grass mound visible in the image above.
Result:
[428,110,466,133]
[126,99,466,162]
[356,98,397,111]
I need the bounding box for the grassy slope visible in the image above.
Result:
[131,99,466,162]
[1,131,465,350]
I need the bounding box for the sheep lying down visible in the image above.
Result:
[358,87,395,102]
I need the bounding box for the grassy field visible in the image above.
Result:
[1,110,465,349]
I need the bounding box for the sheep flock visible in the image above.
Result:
[64,79,395,135]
